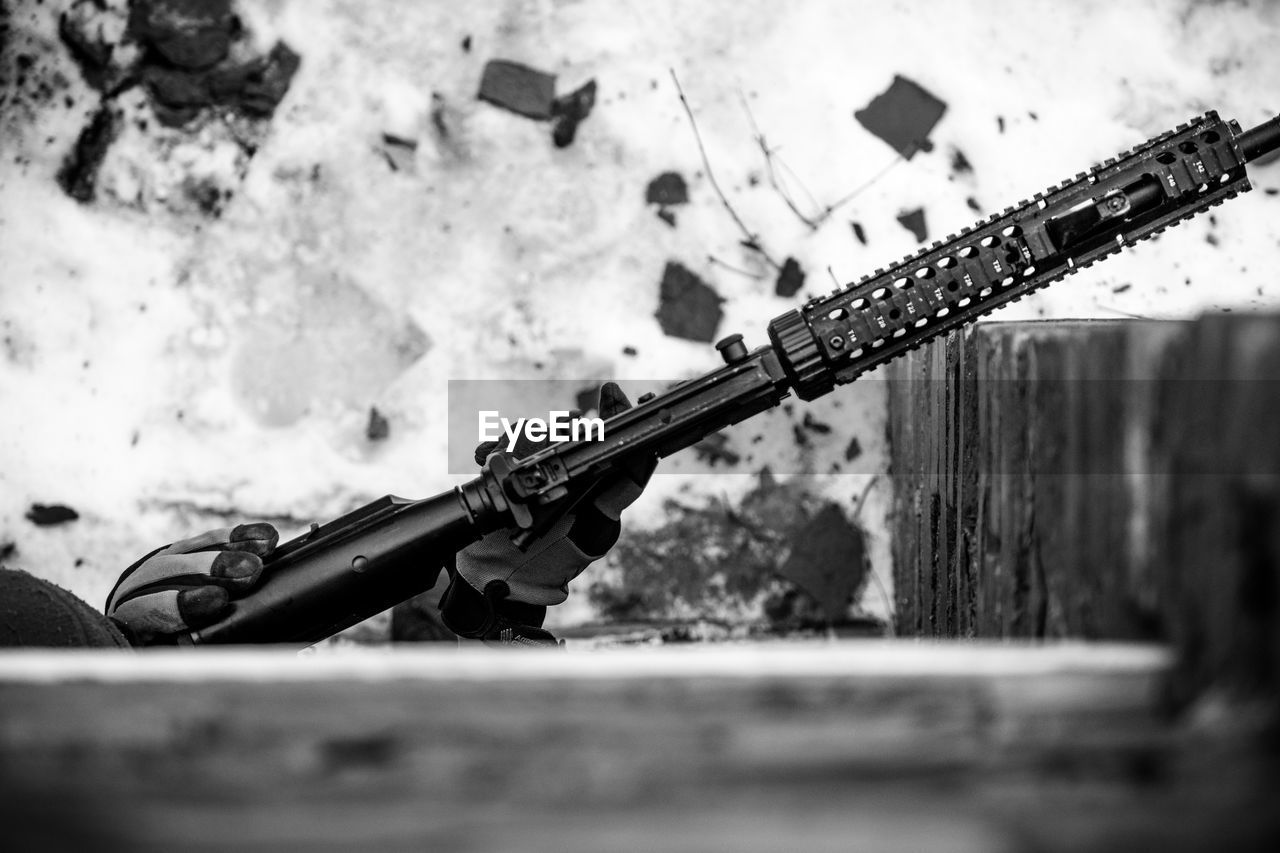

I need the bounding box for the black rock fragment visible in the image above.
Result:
[997,115,1005,134]
[775,257,805,298]
[844,436,862,462]
[128,0,234,70]
[622,346,638,356]
[366,407,390,442]
[57,104,120,203]
[966,196,981,212]
[896,208,927,243]
[206,40,300,118]
[551,78,596,147]
[141,63,208,126]
[26,504,80,526]
[58,10,122,92]
[950,147,973,175]
[185,178,226,216]
[122,5,300,127]
[648,172,687,227]
[1112,283,1132,294]
[801,412,831,434]
[779,503,867,623]
[655,261,723,343]
[380,133,418,172]
[646,172,688,206]
[461,35,472,53]
[430,92,448,138]
[850,221,867,245]
[854,75,947,160]
[477,59,556,119]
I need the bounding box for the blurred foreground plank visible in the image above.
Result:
[1,642,1276,852]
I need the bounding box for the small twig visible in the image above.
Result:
[865,566,897,638]
[739,92,823,230]
[851,475,879,523]
[821,156,905,217]
[670,70,780,270]
[773,152,826,219]
[738,91,905,229]
[708,254,765,279]
[826,265,841,289]
[848,476,893,635]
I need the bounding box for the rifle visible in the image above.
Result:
[188,110,1280,645]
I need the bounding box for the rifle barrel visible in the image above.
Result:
[1240,114,1280,162]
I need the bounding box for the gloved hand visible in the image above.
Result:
[439,382,655,647]
[105,523,279,645]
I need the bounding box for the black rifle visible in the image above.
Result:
[189,111,1280,645]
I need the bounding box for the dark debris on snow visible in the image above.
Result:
[775,256,805,298]
[551,78,597,147]
[779,503,867,623]
[477,59,596,147]
[477,59,556,119]
[56,104,120,203]
[854,74,947,160]
[366,407,390,442]
[646,172,689,206]
[53,0,301,204]
[655,261,723,343]
[25,504,80,526]
[896,207,928,243]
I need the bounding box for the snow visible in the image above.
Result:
[1,0,1277,627]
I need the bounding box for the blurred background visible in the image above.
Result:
[1,0,1277,637]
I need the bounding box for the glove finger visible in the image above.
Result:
[472,381,631,468]
[597,381,633,419]
[160,523,279,557]
[109,550,264,610]
[474,440,501,466]
[473,428,548,465]
[110,586,231,636]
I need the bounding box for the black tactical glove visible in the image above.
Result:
[106,523,279,645]
[440,382,655,647]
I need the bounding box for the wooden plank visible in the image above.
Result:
[887,346,925,635]
[1,643,1276,852]
[887,313,1280,714]
[890,319,1188,640]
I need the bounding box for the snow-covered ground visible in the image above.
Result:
[2,0,1277,627]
